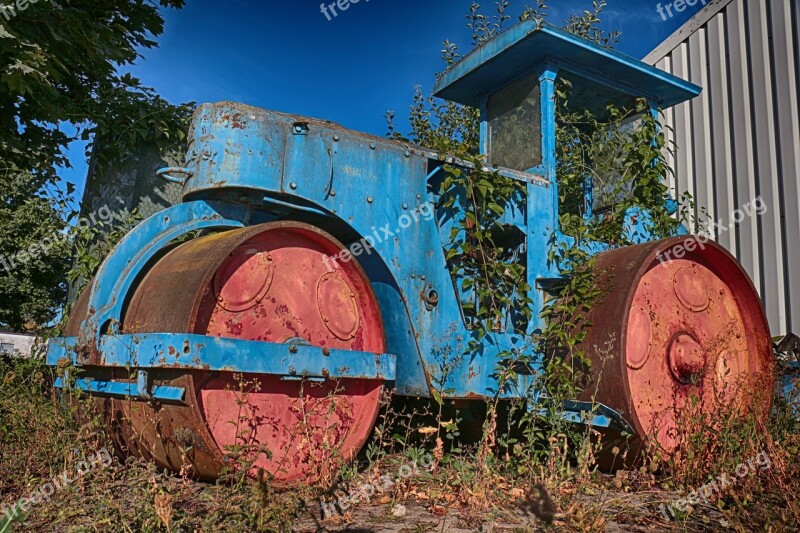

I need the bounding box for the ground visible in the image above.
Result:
[1,356,798,532]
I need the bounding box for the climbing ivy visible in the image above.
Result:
[398,1,690,408]
[541,87,686,400]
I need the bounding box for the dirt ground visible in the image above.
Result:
[291,488,727,532]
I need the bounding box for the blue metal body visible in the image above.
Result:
[46,20,700,422]
[782,362,800,418]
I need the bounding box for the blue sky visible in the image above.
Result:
[61,0,701,200]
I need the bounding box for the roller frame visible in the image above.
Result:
[48,333,397,403]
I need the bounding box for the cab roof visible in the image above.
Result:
[433,19,701,113]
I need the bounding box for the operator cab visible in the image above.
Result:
[433,19,701,211]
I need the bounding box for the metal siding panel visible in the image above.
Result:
[725,0,762,299]
[661,55,678,198]
[645,0,739,64]
[795,0,800,124]
[672,43,697,230]
[769,0,800,334]
[646,0,797,334]
[746,0,788,332]
[689,29,717,235]
[707,13,738,253]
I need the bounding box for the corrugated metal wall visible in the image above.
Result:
[645,0,800,336]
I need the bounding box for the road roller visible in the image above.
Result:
[47,20,774,483]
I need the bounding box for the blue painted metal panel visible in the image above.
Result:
[782,362,800,418]
[184,104,287,192]
[47,334,397,381]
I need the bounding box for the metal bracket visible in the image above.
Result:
[156,167,194,185]
[537,400,634,434]
[137,370,152,401]
[54,376,186,403]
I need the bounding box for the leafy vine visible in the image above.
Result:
[398,0,691,436]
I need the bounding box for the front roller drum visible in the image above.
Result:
[579,236,773,462]
[108,221,386,484]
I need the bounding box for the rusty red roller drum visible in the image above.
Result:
[97,221,386,484]
[579,236,773,462]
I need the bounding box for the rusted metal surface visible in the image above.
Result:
[83,200,249,347]
[113,222,386,482]
[579,236,773,461]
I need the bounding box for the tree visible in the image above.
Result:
[0,0,193,330]
[0,169,71,330]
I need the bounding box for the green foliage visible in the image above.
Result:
[0,0,193,329]
[466,0,512,46]
[438,163,530,341]
[405,84,480,156]
[0,0,193,181]
[520,0,621,48]
[0,354,86,517]
[540,87,685,400]
[555,90,682,243]
[0,170,71,330]
[66,208,142,294]
[562,0,621,48]
[398,0,690,448]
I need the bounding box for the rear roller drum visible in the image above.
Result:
[580,237,773,463]
[112,221,386,484]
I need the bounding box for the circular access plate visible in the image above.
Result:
[580,237,772,465]
[213,245,274,313]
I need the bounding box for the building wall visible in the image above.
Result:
[645,0,800,335]
[68,142,183,303]
[80,142,183,228]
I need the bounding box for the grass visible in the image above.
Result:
[1,353,798,532]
